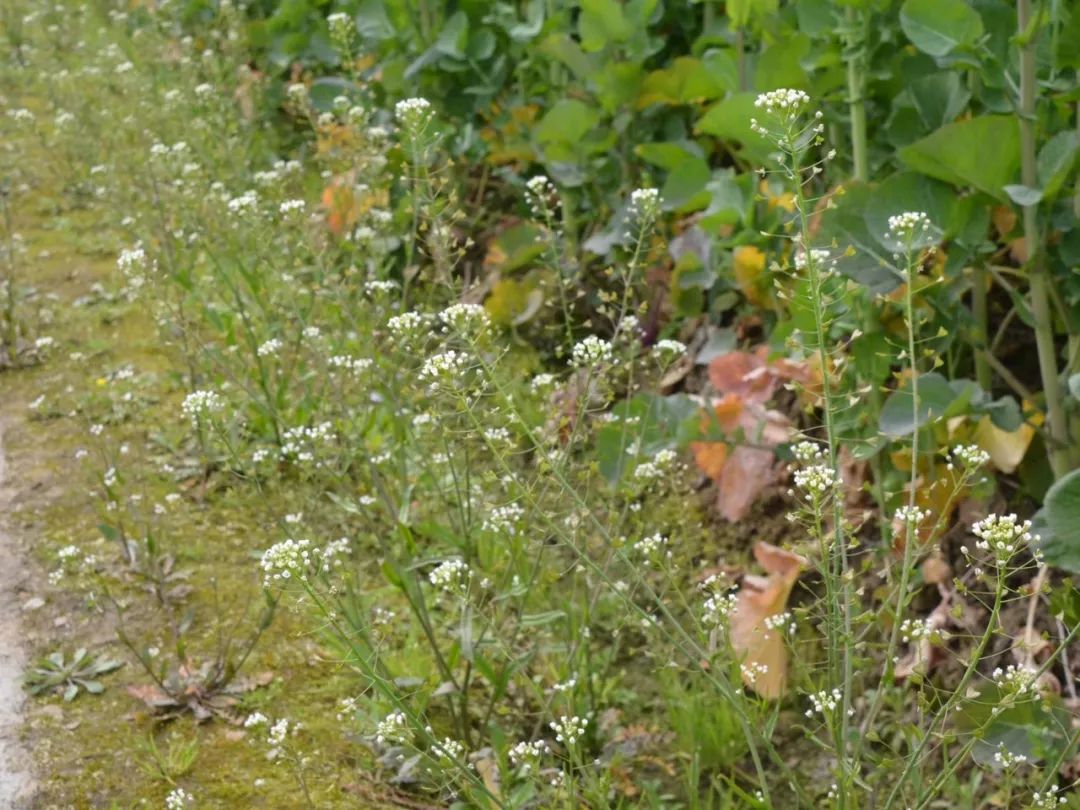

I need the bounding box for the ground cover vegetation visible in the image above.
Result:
[3,0,1080,807]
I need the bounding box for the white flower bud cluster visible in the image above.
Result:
[634,533,671,567]
[949,444,990,470]
[375,710,409,744]
[899,617,935,644]
[419,350,471,392]
[509,739,550,775]
[428,558,471,593]
[633,448,680,484]
[653,339,686,359]
[181,389,225,425]
[570,335,614,368]
[753,88,811,117]
[394,97,433,133]
[439,302,490,336]
[386,311,428,337]
[260,538,313,586]
[628,187,661,223]
[482,503,525,536]
[894,505,929,525]
[971,514,1039,564]
[792,464,838,500]
[525,175,558,216]
[805,687,843,719]
[549,715,588,746]
[992,663,1038,697]
[886,211,932,242]
[792,440,827,464]
[1031,785,1067,808]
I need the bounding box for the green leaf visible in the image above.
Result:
[1037,131,1079,201]
[1039,469,1080,572]
[535,99,599,145]
[900,0,984,57]
[908,72,971,130]
[661,156,712,212]
[695,92,773,165]
[898,116,1020,201]
[1003,184,1043,206]
[63,683,79,702]
[520,610,566,627]
[878,372,959,437]
[579,0,632,52]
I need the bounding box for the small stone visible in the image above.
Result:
[21,597,45,611]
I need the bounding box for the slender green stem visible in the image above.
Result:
[1018,0,1070,477]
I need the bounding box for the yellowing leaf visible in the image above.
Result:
[973,413,1038,474]
[759,179,795,213]
[733,245,767,305]
[730,542,807,699]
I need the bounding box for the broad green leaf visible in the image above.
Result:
[908,73,971,130]
[864,172,952,251]
[635,141,704,171]
[695,92,773,165]
[637,57,731,107]
[579,0,632,51]
[898,116,1020,201]
[535,99,599,144]
[661,155,712,212]
[900,0,984,57]
[1037,131,1079,200]
[434,11,469,58]
[879,372,959,437]
[1003,184,1043,206]
[1040,469,1080,572]
[753,35,810,91]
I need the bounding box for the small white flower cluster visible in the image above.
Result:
[971,514,1038,564]
[244,712,268,729]
[792,464,838,500]
[260,539,312,586]
[633,448,680,484]
[482,503,525,536]
[793,247,835,272]
[899,617,934,644]
[792,440,827,464]
[886,211,932,242]
[428,559,471,593]
[1030,785,1067,808]
[280,422,335,465]
[375,710,409,744]
[753,88,811,117]
[628,187,661,223]
[268,718,292,749]
[805,687,846,719]
[164,787,194,809]
[763,611,796,636]
[116,246,154,292]
[430,735,465,761]
[257,338,282,357]
[394,97,433,131]
[949,444,991,470]
[226,189,259,214]
[530,372,557,393]
[653,339,686,360]
[992,664,1038,697]
[386,311,428,337]
[549,715,588,746]
[701,575,738,626]
[365,279,398,295]
[328,355,373,376]
[180,389,225,425]
[525,175,558,216]
[570,335,614,368]
[634,533,671,567]
[740,662,769,685]
[894,505,929,525]
[278,199,305,216]
[992,743,1028,768]
[509,739,550,775]
[327,11,355,41]
[439,302,490,336]
[419,350,471,392]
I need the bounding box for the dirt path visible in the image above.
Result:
[0,420,34,808]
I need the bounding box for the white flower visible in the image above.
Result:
[634,533,671,567]
[259,538,313,585]
[428,559,471,593]
[549,715,588,746]
[244,712,268,728]
[419,350,470,391]
[894,505,929,526]
[481,503,524,536]
[886,211,932,242]
[386,311,427,337]
[181,389,225,425]
[792,464,838,500]
[257,338,282,357]
[949,444,990,470]
[278,199,305,215]
[628,187,660,222]
[1030,785,1067,808]
[395,97,433,132]
[509,739,550,775]
[792,441,827,464]
[805,688,849,719]
[653,339,686,359]
[439,302,490,335]
[971,514,1038,564]
[753,88,811,116]
[375,710,409,744]
[992,663,1039,697]
[570,335,614,368]
[525,175,558,215]
[164,787,193,809]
